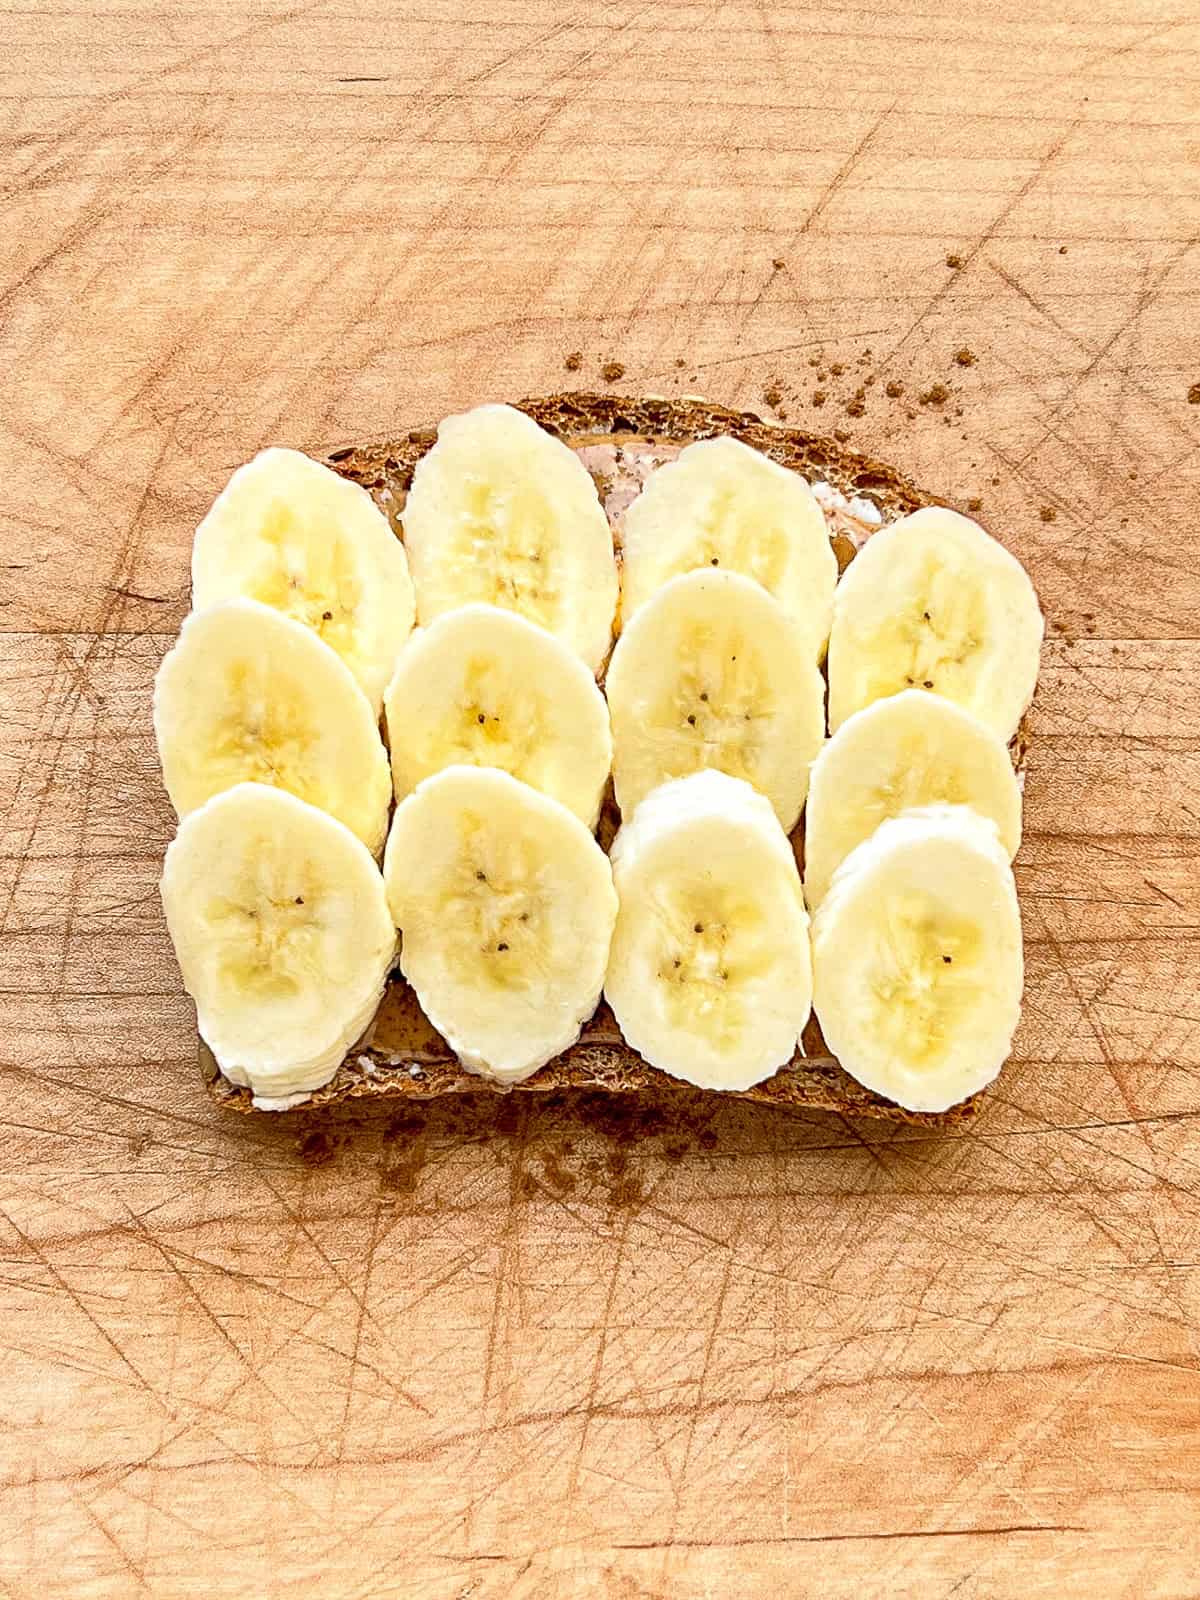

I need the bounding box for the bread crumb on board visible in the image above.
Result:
[945,252,964,268]
[1040,506,1057,523]
[1188,383,1200,404]
[920,383,950,407]
[954,348,976,367]
[601,361,625,383]
[564,350,582,372]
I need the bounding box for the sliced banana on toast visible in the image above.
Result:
[160,783,397,1106]
[804,689,1021,910]
[401,404,618,673]
[191,447,415,713]
[383,766,617,1083]
[620,436,837,658]
[827,506,1043,739]
[154,599,391,854]
[812,804,1023,1113]
[605,568,825,830]
[605,770,812,1091]
[384,604,611,829]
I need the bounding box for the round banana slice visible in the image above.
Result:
[383,766,617,1083]
[605,770,812,1091]
[605,568,825,831]
[191,447,415,713]
[619,436,837,657]
[803,690,1021,910]
[827,506,1043,739]
[154,598,391,855]
[160,783,397,1106]
[401,404,618,674]
[384,604,611,829]
[812,804,1023,1113]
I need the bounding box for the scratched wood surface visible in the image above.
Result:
[2,1,1199,1595]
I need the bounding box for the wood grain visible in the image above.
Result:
[2,1,1199,1595]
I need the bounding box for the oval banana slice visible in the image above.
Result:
[803,690,1021,910]
[812,804,1023,1113]
[191,447,415,713]
[383,766,617,1084]
[384,604,611,829]
[160,784,396,1107]
[401,404,618,674]
[827,506,1043,739]
[605,770,812,1091]
[620,436,837,658]
[605,568,826,831]
[154,599,391,854]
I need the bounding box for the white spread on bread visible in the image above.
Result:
[378,438,888,554]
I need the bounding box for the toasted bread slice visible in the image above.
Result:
[200,393,1027,1126]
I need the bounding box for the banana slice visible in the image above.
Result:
[827,506,1043,739]
[605,568,825,830]
[812,804,1023,1113]
[384,604,611,829]
[154,599,391,854]
[383,766,617,1083]
[191,447,415,713]
[160,783,397,1106]
[401,404,618,673]
[620,436,837,658]
[803,690,1021,910]
[605,770,812,1091]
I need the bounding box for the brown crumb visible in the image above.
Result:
[808,355,820,367]
[1059,245,1068,254]
[812,390,826,406]
[846,398,866,417]
[991,476,1000,486]
[601,360,625,383]
[830,362,845,376]
[833,427,851,442]
[1039,506,1057,522]
[1129,470,1138,479]
[1188,383,1200,404]
[945,252,963,268]
[564,350,582,372]
[862,347,872,356]
[865,372,877,386]
[967,496,983,512]
[772,256,786,270]
[763,383,784,409]
[920,383,950,407]
[954,348,976,367]
[906,409,917,420]
[817,368,828,381]
[954,407,964,417]
[674,357,686,369]
[776,407,788,419]
[885,379,904,398]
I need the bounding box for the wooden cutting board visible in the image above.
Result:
[2,3,1198,1595]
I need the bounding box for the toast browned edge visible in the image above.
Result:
[201,392,1022,1129]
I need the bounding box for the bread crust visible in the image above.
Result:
[201,392,1016,1126]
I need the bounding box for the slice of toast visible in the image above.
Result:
[200,393,1027,1126]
